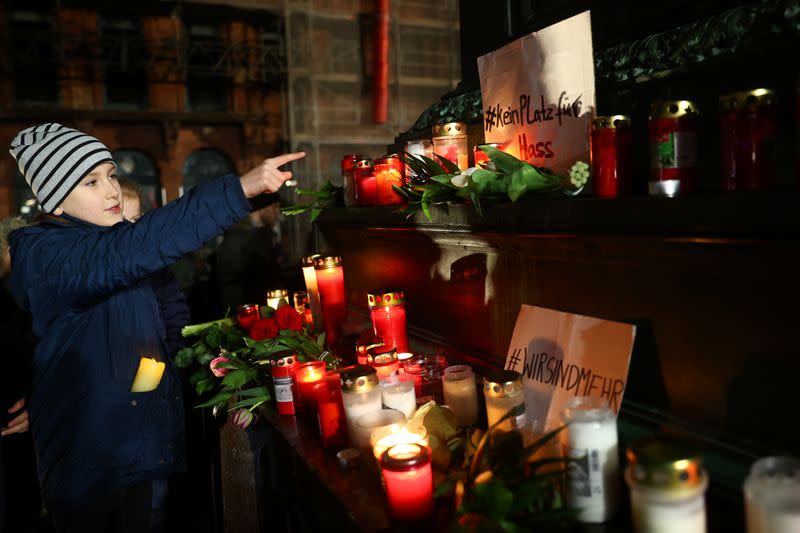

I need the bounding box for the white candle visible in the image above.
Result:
[744,456,800,533]
[302,255,323,327]
[442,365,479,427]
[561,396,620,523]
[370,422,428,461]
[354,409,405,449]
[629,485,707,533]
[342,387,383,447]
[380,375,417,418]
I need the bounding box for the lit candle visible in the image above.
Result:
[340,365,383,447]
[397,352,414,374]
[265,288,289,310]
[356,333,384,366]
[270,352,299,416]
[368,289,409,353]
[314,374,348,448]
[744,456,800,533]
[294,361,327,414]
[130,357,166,392]
[625,437,708,533]
[380,443,434,521]
[301,255,323,328]
[353,158,377,206]
[314,256,347,349]
[354,409,405,449]
[442,365,479,427]
[370,422,428,462]
[561,396,620,523]
[379,374,417,418]
[483,370,528,436]
[236,303,260,330]
[367,346,401,381]
[373,155,405,205]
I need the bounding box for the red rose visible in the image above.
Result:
[249,318,279,340]
[275,304,304,332]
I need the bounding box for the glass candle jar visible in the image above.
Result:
[649,100,698,197]
[442,365,479,427]
[473,142,507,170]
[404,139,433,184]
[368,289,408,354]
[483,369,527,434]
[265,288,288,310]
[294,361,327,414]
[356,333,384,366]
[354,158,377,206]
[380,373,417,418]
[744,456,800,533]
[380,443,434,521]
[561,396,620,523]
[719,89,777,192]
[371,421,429,462]
[301,254,323,329]
[591,115,633,199]
[432,122,468,171]
[355,408,405,449]
[314,373,348,449]
[404,355,448,406]
[367,346,401,381]
[237,303,260,330]
[625,437,708,533]
[373,155,405,206]
[314,255,346,349]
[292,291,312,325]
[397,352,414,373]
[341,153,362,207]
[270,352,299,416]
[340,365,382,447]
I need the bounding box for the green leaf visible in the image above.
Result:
[197,351,216,365]
[195,379,215,395]
[189,366,209,385]
[221,369,249,388]
[480,145,523,174]
[507,167,528,202]
[310,207,322,222]
[196,390,234,409]
[182,318,235,338]
[434,153,462,174]
[175,347,195,368]
[470,481,514,521]
[430,174,457,186]
[434,479,455,498]
[238,386,270,398]
[470,169,506,196]
[315,332,326,348]
[421,200,432,221]
[228,396,269,410]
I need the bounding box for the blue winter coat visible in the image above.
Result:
[7,174,251,513]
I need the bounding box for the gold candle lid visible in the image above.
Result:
[432,121,466,137]
[354,158,374,169]
[339,365,379,393]
[649,100,699,120]
[367,289,405,308]
[593,115,631,129]
[266,289,288,299]
[237,303,258,312]
[366,346,398,365]
[483,369,523,398]
[270,350,299,366]
[719,88,775,110]
[302,254,321,267]
[626,437,705,490]
[314,255,342,270]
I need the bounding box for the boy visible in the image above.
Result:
[119,179,144,222]
[5,122,302,532]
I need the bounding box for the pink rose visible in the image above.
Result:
[210,356,232,378]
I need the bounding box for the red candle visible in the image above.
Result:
[237,303,260,330]
[270,352,299,416]
[719,89,776,191]
[649,100,698,195]
[591,115,633,198]
[473,142,507,168]
[367,346,401,381]
[380,443,434,521]
[314,374,348,448]
[354,159,378,206]
[314,256,347,349]
[294,361,327,414]
[373,155,405,205]
[368,290,408,353]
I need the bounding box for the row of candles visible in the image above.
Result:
[241,254,798,530]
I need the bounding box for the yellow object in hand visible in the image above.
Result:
[131,357,165,392]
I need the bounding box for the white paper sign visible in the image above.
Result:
[504,305,635,434]
[477,11,596,176]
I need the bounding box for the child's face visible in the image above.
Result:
[122,193,142,222]
[53,162,123,227]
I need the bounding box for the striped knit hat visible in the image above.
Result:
[9,123,115,213]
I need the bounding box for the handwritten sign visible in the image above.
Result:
[504,305,635,433]
[477,11,595,177]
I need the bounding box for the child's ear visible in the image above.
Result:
[53,207,64,215]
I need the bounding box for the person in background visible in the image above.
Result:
[119,179,143,223]
[5,122,302,532]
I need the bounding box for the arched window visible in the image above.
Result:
[112,149,161,211]
[182,149,236,192]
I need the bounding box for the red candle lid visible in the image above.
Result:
[366,346,398,365]
[380,443,430,471]
[367,289,405,308]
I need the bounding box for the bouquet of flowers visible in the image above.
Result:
[175,303,338,428]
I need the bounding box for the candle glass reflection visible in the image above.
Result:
[294,361,327,414]
[442,365,479,427]
[314,256,346,349]
[381,444,434,521]
[368,289,408,353]
[236,303,260,330]
[301,254,323,328]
